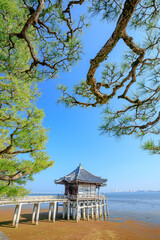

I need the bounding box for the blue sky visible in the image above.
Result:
[26,9,160,194]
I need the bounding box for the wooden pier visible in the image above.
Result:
[0,194,109,228]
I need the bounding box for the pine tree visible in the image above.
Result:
[0,0,85,196]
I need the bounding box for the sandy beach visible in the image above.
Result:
[0,206,160,240]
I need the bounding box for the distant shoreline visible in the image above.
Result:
[106,190,160,193]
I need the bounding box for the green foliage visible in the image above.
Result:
[88,0,123,21]
[142,140,160,154]
[0,0,89,196]
[0,0,86,78]
[130,0,160,30]
[0,75,53,197]
[57,0,160,154]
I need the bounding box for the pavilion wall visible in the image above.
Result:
[65,183,98,198]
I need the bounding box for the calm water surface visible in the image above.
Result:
[107,192,160,225]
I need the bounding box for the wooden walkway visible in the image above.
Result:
[0,195,67,206]
[0,195,109,228]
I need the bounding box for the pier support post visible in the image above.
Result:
[48,203,52,221]
[93,201,96,217]
[67,200,70,220]
[83,201,85,220]
[79,203,82,220]
[106,199,109,219]
[35,203,40,225]
[32,204,37,223]
[87,200,89,221]
[103,199,106,219]
[32,203,41,225]
[76,200,79,223]
[56,202,59,214]
[13,205,18,227]
[53,201,57,222]
[91,201,94,219]
[13,204,22,228]
[62,202,65,219]
[15,204,22,228]
[99,200,102,217]
[73,203,76,220]
[95,200,98,220]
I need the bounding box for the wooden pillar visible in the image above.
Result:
[35,203,40,225]
[13,204,22,228]
[13,205,18,227]
[98,186,100,197]
[70,202,72,217]
[93,201,96,216]
[82,201,85,220]
[62,202,65,219]
[48,203,52,221]
[53,201,57,222]
[56,202,59,213]
[15,204,22,228]
[32,203,41,225]
[32,204,37,223]
[91,201,94,219]
[76,200,79,223]
[99,200,102,217]
[103,199,106,219]
[95,200,98,220]
[106,199,109,218]
[79,203,82,220]
[87,200,89,221]
[65,203,67,218]
[73,203,76,220]
[67,200,70,220]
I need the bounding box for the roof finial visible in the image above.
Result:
[79,163,82,169]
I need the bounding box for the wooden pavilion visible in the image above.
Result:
[54,164,109,221]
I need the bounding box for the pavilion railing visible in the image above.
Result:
[68,193,107,200]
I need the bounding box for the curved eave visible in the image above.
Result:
[75,179,107,186]
[54,178,107,186]
[54,179,68,185]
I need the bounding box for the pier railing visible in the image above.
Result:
[0,194,67,206]
[0,193,107,206]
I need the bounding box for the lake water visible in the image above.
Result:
[107,192,160,225]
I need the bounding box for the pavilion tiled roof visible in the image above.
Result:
[54,164,107,186]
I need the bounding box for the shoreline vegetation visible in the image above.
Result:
[0,206,160,240]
